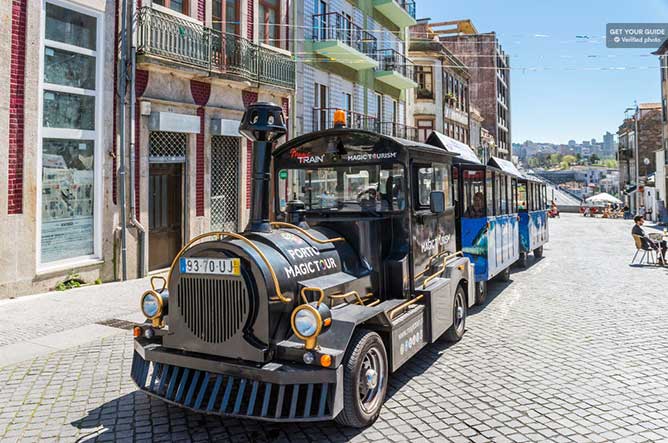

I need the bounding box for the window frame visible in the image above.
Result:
[415,64,434,100]
[259,0,282,48]
[154,0,190,15]
[212,0,240,35]
[37,0,104,270]
[414,163,452,210]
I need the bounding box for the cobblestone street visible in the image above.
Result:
[1,214,668,442]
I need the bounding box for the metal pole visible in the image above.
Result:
[635,104,640,211]
[130,0,147,277]
[118,0,128,280]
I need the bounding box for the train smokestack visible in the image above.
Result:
[239,102,287,233]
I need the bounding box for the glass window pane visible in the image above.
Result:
[43,90,95,130]
[44,46,96,90]
[463,169,485,218]
[41,138,95,263]
[46,3,97,50]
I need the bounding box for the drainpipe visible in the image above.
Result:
[118,0,129,280]
[130,0,147,277]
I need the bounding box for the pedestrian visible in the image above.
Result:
[638,205,646,218]
[632,215,667,265]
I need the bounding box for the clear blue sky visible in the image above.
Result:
[418,0,668,145]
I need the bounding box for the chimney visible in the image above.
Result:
[239,102,287,233]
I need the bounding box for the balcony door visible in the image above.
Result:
[342,92,352,127]
[259,0,281,48]
[314,0,328,40]
[213,0,240,35]
[315,83,328,131]
[153,0,189,15]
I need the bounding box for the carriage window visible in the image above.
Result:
[278,164,406,213]
[452,166,459,206]
[499,175,508,215]
[417,164,451,208]
[511,178,517,213]
[463,169,486,218]
[517,183,527,212]
[494,173,502,215]
[543,185,548,210]
[486,171,494,216]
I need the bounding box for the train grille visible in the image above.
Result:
[177,276,249,343]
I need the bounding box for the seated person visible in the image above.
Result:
[464,192,486,218]
[632,215,667,265]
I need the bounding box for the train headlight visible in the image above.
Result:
[290,302,331,351]
[140,289,169,327]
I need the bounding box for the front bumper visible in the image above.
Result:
[131,338,343,422]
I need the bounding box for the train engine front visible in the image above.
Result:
[131,103,475,428]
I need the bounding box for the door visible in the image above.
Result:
[211,136,241,232]
[149,164,183,271]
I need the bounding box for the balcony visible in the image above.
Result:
[312,108,419,141]
[313,108,379,132]
[312,12,379,71]
[374,49,418,90]
[373,0,417,29]
[137,7,295,90]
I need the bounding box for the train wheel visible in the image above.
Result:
[534,246,544,259]
[444,286,467,342]
[335,329,388,428]
[517,252,528,268]
[474,281,487,306]
[498,266,511,282]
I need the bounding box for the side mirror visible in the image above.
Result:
[430,191,446,214]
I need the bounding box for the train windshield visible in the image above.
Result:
[278,164,406,213]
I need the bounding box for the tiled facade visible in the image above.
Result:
[294,0,418,140]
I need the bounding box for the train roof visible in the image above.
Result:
[487,156,523,178]
[273,128,459,160]
[424,131,482,164]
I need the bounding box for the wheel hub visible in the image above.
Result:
[365,368,378,389]
[456,306,464,320]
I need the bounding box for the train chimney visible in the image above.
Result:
[239,102,287,233]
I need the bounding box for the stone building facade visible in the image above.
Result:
[0,0,295,297]
[653,41,668,213]
[440,32,512,160]
[408,19,470,144]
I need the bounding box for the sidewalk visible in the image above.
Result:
[0,277,153,367]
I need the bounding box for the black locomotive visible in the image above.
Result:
[131,103,474,427]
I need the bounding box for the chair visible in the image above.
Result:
[631,234,656,265]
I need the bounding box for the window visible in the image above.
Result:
[375,93,383,123]
[517,183,527,212]
[342,92,352,126]
[259,0,281,48]
[154,0,189,15]
[40,2,101,265]
[213,0,240,35]
[417,119,434,143]
[278,164,406,213]
[416,65,434,100]
[486,171,494,215]
[463,169,486,218]
[417,164,451,208]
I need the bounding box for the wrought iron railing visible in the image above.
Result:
[137,7,294,89]
[376,49,415,80]
[312,108,379,132]
[312,12,378,58]
[378,122,419,141]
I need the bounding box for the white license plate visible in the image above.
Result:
[180,257,240,275]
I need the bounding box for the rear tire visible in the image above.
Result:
[444,286,467,342]
[335,330,388,428]
[517,252,528,268]
[534,246,544,259]
[474,281,487,306]
[498,266,511,282]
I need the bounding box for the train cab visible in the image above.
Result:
[516,175,549,266]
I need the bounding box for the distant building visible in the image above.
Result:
[603,131,616,156]
[617,103,662,211]
[568,140,577,147]
[437,22,512,159]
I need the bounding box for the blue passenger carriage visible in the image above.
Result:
[516,174,549,267]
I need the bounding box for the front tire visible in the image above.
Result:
[474,280,487,306]
[335,330,388,428]
[444,285,467,342]
[534,246,544,259]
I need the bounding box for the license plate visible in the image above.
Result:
[180,257,240,275]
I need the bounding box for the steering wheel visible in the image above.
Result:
[357,188,377,202]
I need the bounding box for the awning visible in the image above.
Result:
[425,131,481,164]
[487,156,523,177]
